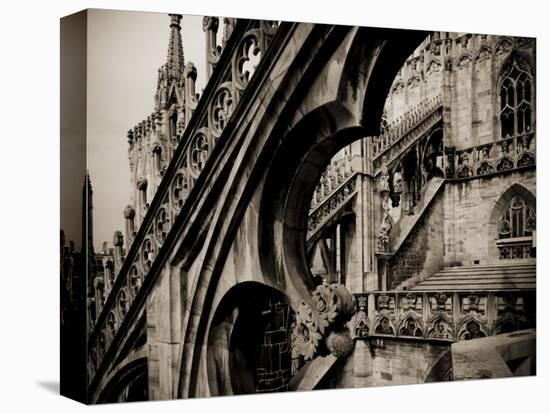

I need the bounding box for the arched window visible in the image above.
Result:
[499,54,534,138]
[496,194,536,259]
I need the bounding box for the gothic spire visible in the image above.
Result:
[82,171,94,256]
[166,14,185,78]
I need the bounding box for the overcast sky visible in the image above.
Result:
[87,9,213,251]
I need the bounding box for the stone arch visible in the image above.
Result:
[398,312,424,337]
[259,102,365,304]
[206,282,292,396]
[457,316,489,340]
[424,349,453,382]
[497,50,534,81]
[337,27,429,134]
[259,29,429,304]
[487,183,536,260]
[474,45,492,64]
[94,354,148,403]
[420,126,444,180]
[177,27,427,399]
[426,312,454,340]
[494,37,514,58]
[456,53,473,70]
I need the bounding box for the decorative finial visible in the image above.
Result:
[165,14,185,76]
[169,14,182,28]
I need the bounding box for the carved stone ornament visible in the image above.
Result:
[393,171,403,194]
[292,283,356,360]
[433,292,448,310]
[351,295,369,339]
[376,156,393,253]
[476,47,491,64]
[202,16,219,32]
[456,55,472,69]
[427,60,442,75]
[376,214,392,253]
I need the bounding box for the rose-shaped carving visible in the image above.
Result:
[292,321,322,361]
[292,284,357,361]
[293,301,322,360]
[311,285,336,333]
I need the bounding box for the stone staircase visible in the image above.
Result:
[389,177,445,254]
[410,262,536,291]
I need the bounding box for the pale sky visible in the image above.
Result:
[87,9,214,251]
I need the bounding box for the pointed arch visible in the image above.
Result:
[488,184,536,260]
[425,349,453,382]
[94,352,148,403]
[497,52,534,138]
[474,46,492,64]
[206,282,292,396]
[456,53,473,70]
[420,127,444,180]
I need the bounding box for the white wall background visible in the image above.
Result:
[0,0,548,412]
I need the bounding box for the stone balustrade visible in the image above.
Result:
[350,289,535,342]
[310,155,355,212]
[449,132,536,179]
[87,18,280,382]
[371,94,443,172]
[307,172,358,239]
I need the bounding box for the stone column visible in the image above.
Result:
[184,62,197,124]
[113,231,124,274]
[103,257,114,295]
[123,205,136,248]
[203,17,219,78]
[137,177,148,221]
[94,277,105,317]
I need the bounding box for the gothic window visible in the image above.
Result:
[499,55,533,138]
[498,195,535,239]
[497,194,536,259]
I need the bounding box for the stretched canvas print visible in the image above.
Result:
[60,8,536,404]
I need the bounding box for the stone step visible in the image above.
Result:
[411,282,535,291]
[419,279,535,287]
[439,265,535,274]
[415,279,536,286]
[426,273,535,280]
[410,262,536,291]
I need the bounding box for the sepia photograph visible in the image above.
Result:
[60,8,536,404]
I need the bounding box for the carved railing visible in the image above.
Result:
[449,132,536,179]
[87,19,281,381]
[307,173,358,240]
[307,154,358,239]
[496,237,535,260]
[350,289,535,342]
[371,94,443,174]
[310,155,355,212]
